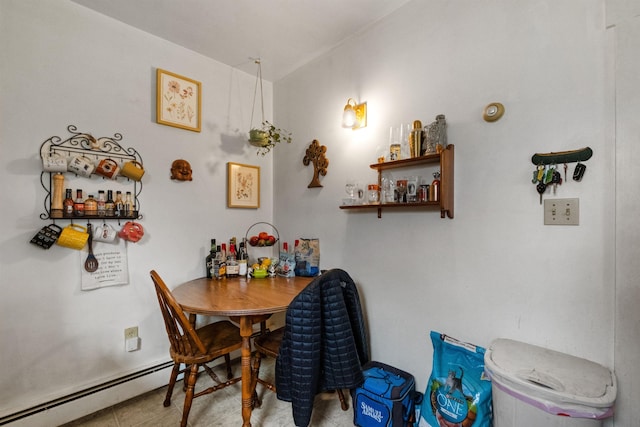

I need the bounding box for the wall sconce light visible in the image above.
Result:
[342,98,367,130]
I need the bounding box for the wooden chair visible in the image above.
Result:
[250,326,348,411]
[150,270,243,427]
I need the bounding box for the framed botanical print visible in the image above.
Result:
[227,162,260,209]
[156,68,201,132]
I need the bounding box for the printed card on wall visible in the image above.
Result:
[81,241,129,290]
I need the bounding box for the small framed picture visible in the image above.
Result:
[156,68,201,132]
[227,162,260,209]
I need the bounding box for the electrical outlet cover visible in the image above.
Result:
[544,198,579,225]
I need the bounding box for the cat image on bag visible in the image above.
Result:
[444,368,464,398]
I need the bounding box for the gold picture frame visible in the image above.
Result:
[156,68,201,132]
[227,162,260,209]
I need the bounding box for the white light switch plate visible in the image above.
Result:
[544,198,579,225]
[126,337,140,352]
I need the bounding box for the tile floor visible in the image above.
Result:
[60,358,354,427]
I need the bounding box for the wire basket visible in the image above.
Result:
[244,221,280,267]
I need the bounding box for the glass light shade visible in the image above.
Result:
[342,106,356,128]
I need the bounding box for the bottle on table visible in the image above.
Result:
[226,244,239,278]
[74,189,85,216]
[63,188,74,217]
[214,245,226,280]
[238,241,248,277]
[205,239,216,279]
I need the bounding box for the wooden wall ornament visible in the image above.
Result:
[303,140,328,188]
[170,159,193,181]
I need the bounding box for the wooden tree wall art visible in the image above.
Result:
[303,139,329,188]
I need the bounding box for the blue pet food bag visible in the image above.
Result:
[419,331,492,427]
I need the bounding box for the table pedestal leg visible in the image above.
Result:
[240,316,253,427]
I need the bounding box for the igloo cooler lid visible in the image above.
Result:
[484,339,617,409]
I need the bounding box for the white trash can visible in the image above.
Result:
[484,339,616,427]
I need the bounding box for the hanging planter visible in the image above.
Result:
[248,59,292,155]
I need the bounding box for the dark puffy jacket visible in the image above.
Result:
[276,269,370,426]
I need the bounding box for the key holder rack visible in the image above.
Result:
[531,147,593,165]
[39,125,144,221]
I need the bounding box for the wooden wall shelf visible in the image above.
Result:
[340,144,454,219]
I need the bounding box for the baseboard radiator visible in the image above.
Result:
[0,361,174,426]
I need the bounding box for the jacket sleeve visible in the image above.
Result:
[276,280,322,426]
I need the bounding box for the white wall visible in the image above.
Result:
[0,0,274,422]
[274,0,624,424]
[2,0,637,426]
[607,1,640,426]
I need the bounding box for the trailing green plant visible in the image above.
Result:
[249,121,292,156]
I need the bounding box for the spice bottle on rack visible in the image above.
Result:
[430,172,441,202]
[97,190,106,216]
[124,191,134,217]
[63,189,74,217]
[114,191,124,217]
[84,194,98,216]
[105,190,115,217]
[74,189,85,216]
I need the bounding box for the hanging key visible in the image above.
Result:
[573,162,586,181]
[552,170,562,194]
[536,165,545,183]
[536,182,546,204]
[544,165,555,185]
[563,163,568,182]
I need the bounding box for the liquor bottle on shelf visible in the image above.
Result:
[63,188,74,217]
[114,191,124,217]
[430,172,441,202]
[226,244,239,278]
[97,190,106,216]
[238,241,248,277]
[205,239,216,279]
[124,191,134,217]
[84,194,98,216]
[105,190,115,217]
[74,189,85,216]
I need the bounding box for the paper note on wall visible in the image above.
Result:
[81,240,129,290]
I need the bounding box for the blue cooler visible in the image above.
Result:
[352,361,419,427]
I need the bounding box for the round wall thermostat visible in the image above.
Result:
[483,102,505,122]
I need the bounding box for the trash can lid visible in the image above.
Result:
[485,339,617,408]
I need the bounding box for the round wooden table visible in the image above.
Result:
[172,275,313,427]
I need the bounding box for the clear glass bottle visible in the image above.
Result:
[97,190,106,216]
[124,191,134,217]
[74,189,85,216]
[84,194,98,216]
[114,191,124,217]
